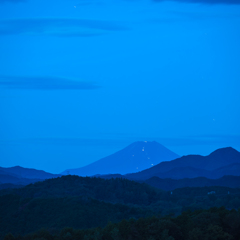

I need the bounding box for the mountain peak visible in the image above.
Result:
[63,141,180,176]
[126,146,240,180]
[208,147,239,158]
[130,140,160,146]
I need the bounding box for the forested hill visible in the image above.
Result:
[0,175,163,205]
[0,194,149,239]
[2,175,240,205]
[1,175,240,238]
[145,175,240,191]
[7,207,240,240]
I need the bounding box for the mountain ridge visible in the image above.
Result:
[125,147,240,180]
[144,175,240,191]
[0,166,62,179]
[62,141,180,176]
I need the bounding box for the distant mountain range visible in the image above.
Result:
[144,175,240,191]
[0,183,24,190]
[1,144,240,192]
[124,147,240,180]
[0,166,61,179]
[0,173,40,185]
[62,141,180,176]
[0,166,61,185]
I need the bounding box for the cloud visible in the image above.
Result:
[154,0,240,5]
[0,76,101,90]
[0,18,128,37]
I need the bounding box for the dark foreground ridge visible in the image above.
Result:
[5,207,240,240]
[0,175,163,205]
[1,175,240,238]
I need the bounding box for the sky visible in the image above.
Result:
[0,0,240,173]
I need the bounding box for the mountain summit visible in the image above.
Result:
[62,141,180,176]
[126,147,240,180]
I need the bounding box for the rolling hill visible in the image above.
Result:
[0,166,61,179]
[144,175,240,191]
[1,175,240,239]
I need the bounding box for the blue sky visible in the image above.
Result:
[0,0,240,173]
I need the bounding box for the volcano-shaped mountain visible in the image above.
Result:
[126,147,240,180]
[62,141,180,176]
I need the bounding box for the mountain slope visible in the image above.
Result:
[0,174,41,185]
[145,175,240,191]
[0,183,24,190]
[1,175,240,238]
[0,166,61,180]
[0,194,148,238]
[0,175,162,205]
[62,141,180,176]
[212,163,240,178]
[126,147,240,180]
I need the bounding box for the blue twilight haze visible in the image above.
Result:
[0,0,239,173]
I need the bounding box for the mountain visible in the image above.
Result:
[212,163,240,178]
[0,166,61,180]
[144,175,240,191]
[126,147,240,180]
[0,183,24,190]
[147,166,211,179]
[0,175,163,204]
[1,175,240,239]
[0,173,41,185]
[0,176,155,238]
[1,175,240,238]
[62,141,180,176]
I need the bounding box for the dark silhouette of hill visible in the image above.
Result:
[1,175,240,238]
[8,208,240,240]
[98,173,124,179]
[212,163,240,178]
[0,166,61,180]
[0,175,162,205]
[0,175,162,237]
[147,166,211,179]
[0,174,41,185]
[0,183,24,190]
[129,164,240,180]
[0,194,148,238]
[126,147,240,180]
[0,169,19,178]
[62,141,180,176]
[145,175,240,191]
